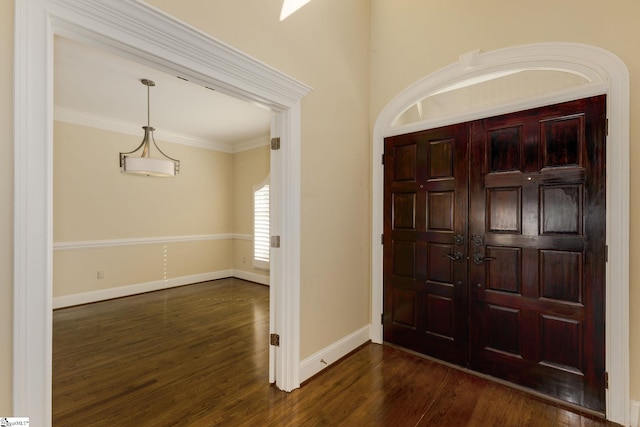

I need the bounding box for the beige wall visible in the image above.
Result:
[53,121,235,296]
[54,122,233,240]
[148,0,372,358]
[232,143,270,279]
[0,0,13,414]
[370,0,640,402]
[54,240,233,297]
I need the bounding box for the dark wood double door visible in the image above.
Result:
[383,96,606,412]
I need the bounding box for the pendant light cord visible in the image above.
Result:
[147,81,151,127]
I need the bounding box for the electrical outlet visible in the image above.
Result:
[97,271,104,280]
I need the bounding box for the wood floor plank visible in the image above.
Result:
[53,279,620,426]
[417,369,487,426]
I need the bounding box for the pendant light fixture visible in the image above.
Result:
[119,79,180,177]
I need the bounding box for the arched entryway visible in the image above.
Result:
[371,43,629,424]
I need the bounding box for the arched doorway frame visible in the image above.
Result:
[14,1,310,425]
[371,43,629,424]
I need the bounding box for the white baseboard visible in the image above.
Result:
[232,269,270,286]
[299,325,371,383]
[631,400,640,427]
[53,269,271,309]
[53,270,233,309]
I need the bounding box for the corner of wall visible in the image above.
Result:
[232,269,269,286]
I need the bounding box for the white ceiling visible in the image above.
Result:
[54,36,274,151]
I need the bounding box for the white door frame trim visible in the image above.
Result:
[14,1,310,424]
[371,43,629,425]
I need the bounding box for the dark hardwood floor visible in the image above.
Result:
[53,278,618,426]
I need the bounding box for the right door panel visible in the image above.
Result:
[468,95,606,411]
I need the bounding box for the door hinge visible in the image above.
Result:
[381,313,384,324]
[270,333,280,347]
[604,371,609,389]
[606,118,609,136]
[381,153,385,165]
[381,234,384,244]
[270,235,281,248]
[605,244,608,262]
[271,137,281,150]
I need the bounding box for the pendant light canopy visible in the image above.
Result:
[119,79,180,177]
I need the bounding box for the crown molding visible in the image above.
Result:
[55,106,271,153]
[55,106,236,153]
[232,136,270,153]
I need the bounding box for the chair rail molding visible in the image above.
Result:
[14,0,310,425]
[53,233,244,250]
[371,42,629,425]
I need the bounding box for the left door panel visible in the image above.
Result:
[383,124,469,366]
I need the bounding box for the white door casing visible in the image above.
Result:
[14,1,310,425]
[371,43,629,425]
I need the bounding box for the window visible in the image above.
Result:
[253,181,270,270]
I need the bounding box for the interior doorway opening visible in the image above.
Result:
[14,2,311,425]
[52,33,275,416]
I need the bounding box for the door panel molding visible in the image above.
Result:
[372,43,629,424]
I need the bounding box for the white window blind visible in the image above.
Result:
[253,183,270,270]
